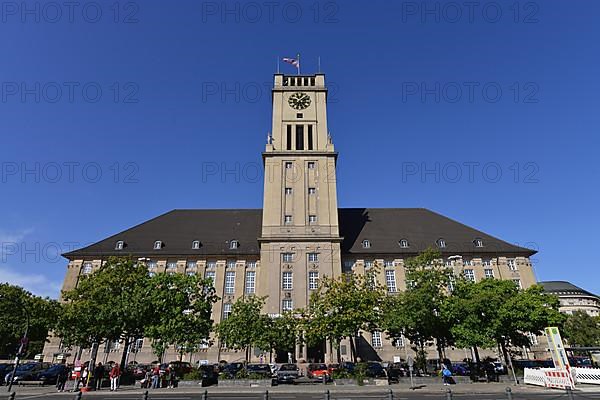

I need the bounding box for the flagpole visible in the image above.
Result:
[277,56,280,74]
[297,53,300,75]
[318,56,321,73]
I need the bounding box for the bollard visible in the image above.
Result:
[445,388,453,400]
[263,390,269,400]
[74,391,82,400]
[566,387,575,400]
[324,389,330,400]
[142,390,148,400]
[8,393,15,400]
[387,388,393,400]
[505,387,512,400]
[202,389,208,400]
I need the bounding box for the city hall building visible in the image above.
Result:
[44,74,537,365]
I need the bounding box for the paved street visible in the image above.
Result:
[5,384,600,400]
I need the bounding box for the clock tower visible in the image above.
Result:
[258,74,342,315]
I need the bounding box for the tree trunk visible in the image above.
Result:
[473,346,481,370]
[119,337,130,368]
[420,341,427,374]
[336,339,341,363]
[436,339,444,368]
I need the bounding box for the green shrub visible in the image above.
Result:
[331,369,353,379]
[182,369,204,381]
[354,362,368,385]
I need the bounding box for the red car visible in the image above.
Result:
[307,363,329,380]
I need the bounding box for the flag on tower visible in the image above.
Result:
[282,55,300,74]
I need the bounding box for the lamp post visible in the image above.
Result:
[0,294,30,392]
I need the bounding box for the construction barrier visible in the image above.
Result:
[574,367,600,385]
[524,368,547,387]
[524,368,574,389]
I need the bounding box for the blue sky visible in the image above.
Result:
[0,0,598,298]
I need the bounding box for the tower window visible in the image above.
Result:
[362,239,371,249]
[308,162,315,169]
[229,240,239,249]
[399,239,409,248]
[285,187,293,195]
[308,125,313,150]
[296,113,303,118]
[285,162,293,169]
[192,240,200,249]
[436,238,446,248]
[115,241,124,250]
[286,125,292,151]
[153,240,162,250]
[284,215,292,224]
[295,125,304,150]
[308,187,316,195]
[309,215,317,223]
[310,77,315,86]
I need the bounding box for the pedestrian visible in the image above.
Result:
[82,367,89,388]
[109,363,121,391]
[151,365,161,389]
[93,362,104,390]
[169,369,178,388]
[56,366,68,392]
[164,368,172,389]
[441,364,453,386]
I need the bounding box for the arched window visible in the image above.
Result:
[436,238,446,248]
[399,239,409,248]
[192,240,201,250]
[473,238,484,248]
[229,240,239,250]
[362,239,371,249]
[115,241,124,250]
[153,240,162,250]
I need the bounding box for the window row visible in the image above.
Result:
[284,187,317,195]
[282,252,320,263]
[286,124,315,151]
[360,237,485,249]
[114,239,240,251]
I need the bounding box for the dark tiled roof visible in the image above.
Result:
[539,281,599,298]
[64,208,535,258]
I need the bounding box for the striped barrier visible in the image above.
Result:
[524,368,546,387]
[574,367,600,385]
[524,368,575,389]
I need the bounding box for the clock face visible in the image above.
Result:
[288,92,311,110]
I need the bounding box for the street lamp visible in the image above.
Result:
[0,294,30,392]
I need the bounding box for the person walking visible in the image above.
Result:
[109,363,121,391]
[56,366,69,392]
[441,364,453,386]
[169,368,178,389]
[93,362,104,390]
[151,365,161,389]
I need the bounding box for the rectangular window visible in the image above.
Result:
[482,259,491,266]
[463,259,473,266]
[513,279,522,289]
[245,271,256,294]
[284,215,292,224]
[282,299,293,312]
[309,271,319,290]
[225,271,236,294]
[384,260,394,267]
[205,270,216,285]
[344,260,354,268]
[285,162,293,169]
[371,331,382,348]
[308,253,319,262]
[282,253,294,263]
[296,113,303,118]
[286,125,292,150]
[507,259,517,271]
[296,125,304,150]
[285,187,292,195]
[223,303,232,320]
[206,260,216,269]
[247,261,256,268]
[392,337,404,348]
[484,269,494,279]
[308,187,316,195]
[386,270,397,293]
[365,261,373,268]
[308,125,313,150]
[309,215,317,223]
[227,260,236,268]
[282,271,293,290]
[307,161,315,169]
[464,269,475,282]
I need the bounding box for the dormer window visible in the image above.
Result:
[474,238,484,248]
[192,240,201,250]
[399,239,409,248]
[362,239,371,249]
[229,240,239,250]
[153,240,162,250]
[82,262,93,275]
[436,238,446,248]
[115,241,124,250]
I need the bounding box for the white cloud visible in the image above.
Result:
[0,266,62,299]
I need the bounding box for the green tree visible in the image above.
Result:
[145,272,218,362]
[56,257,152,366]
[562,310,600,348]
[0,283,60,358]
[443,278,563,371]
[381,249,452,372]
[257,312,300,363]
[303,270,385,363]
[215,296,268,362]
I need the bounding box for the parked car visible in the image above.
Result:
[221,362,244,378]
[246,364,277,385]
[451,362,471,376]
[493,362,507,374]
[198,365,218,387]
[276,363,299,384]
[10,363,52,384]
[307,363,330,381]
[365,362,387,379]
[35,364,69,385]
[0,364,13,385]
[169,361,192,376]
[386,362,406,383]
